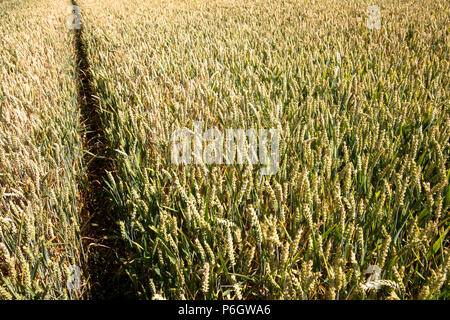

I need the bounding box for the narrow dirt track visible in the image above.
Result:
[71,0,133,299]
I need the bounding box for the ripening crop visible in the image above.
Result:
[77,0,449,299]
[0,0,85,299]
[0,0,449,300]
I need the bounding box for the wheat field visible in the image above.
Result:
[0,0,449,300]
[0,0,85,299]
